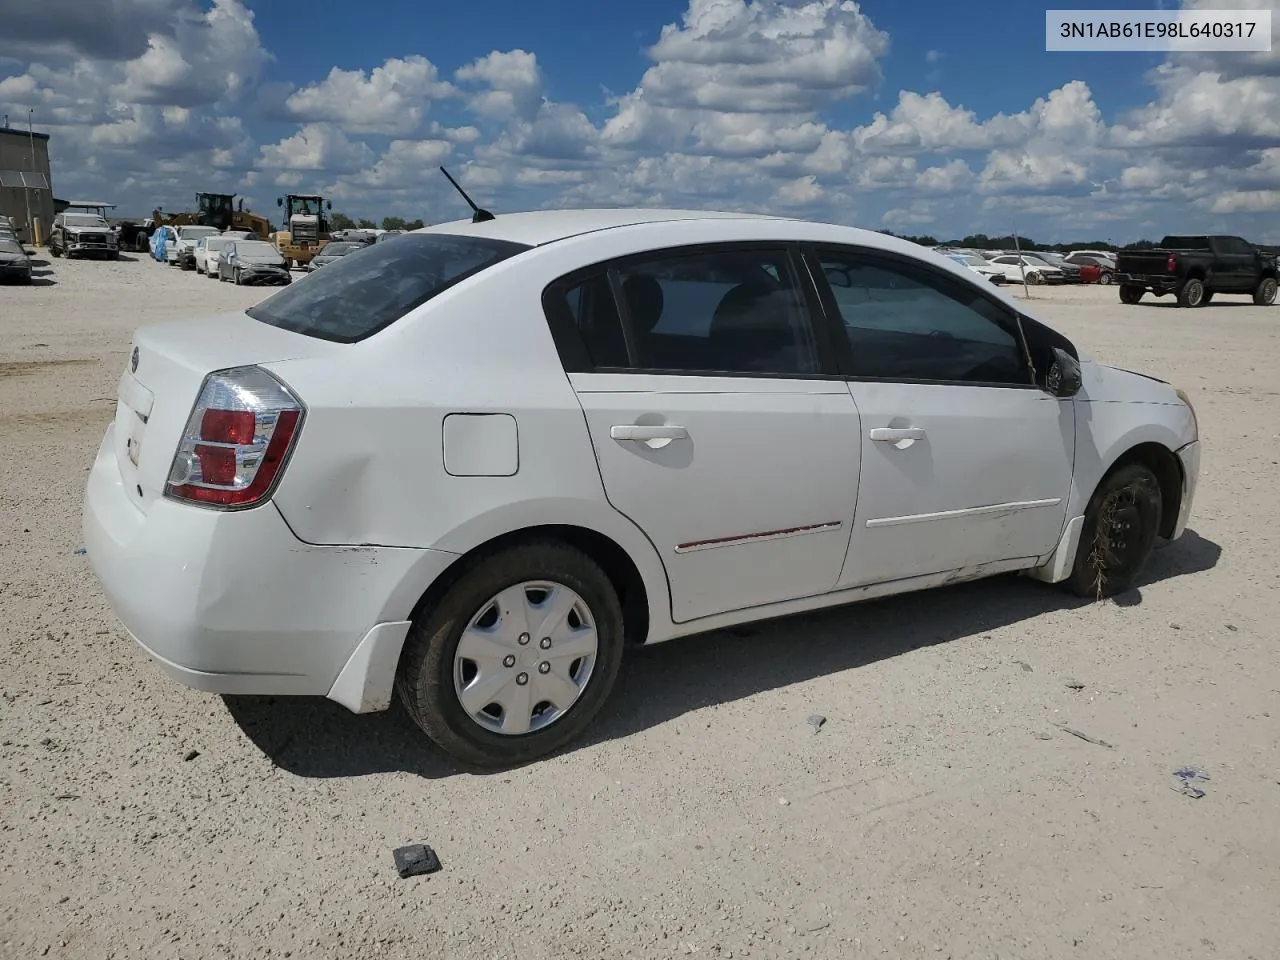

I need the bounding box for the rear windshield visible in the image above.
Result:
[247,233,530,343]
[1160,236,1209,250]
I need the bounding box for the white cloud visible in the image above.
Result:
[256,123,375,173]
[775,175,823,205]
[455,50,543,120]
[639,0,888,113]
[283,56,455,135]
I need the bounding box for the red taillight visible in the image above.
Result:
[201,409,256,445]
[165,366,304,509]
[1166,253,1177,272]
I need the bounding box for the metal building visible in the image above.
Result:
[0,122,54,244]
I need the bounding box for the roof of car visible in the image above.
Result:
[417,208,795,247]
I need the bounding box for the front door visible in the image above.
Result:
[550,244,860,624]
[808,246,1075,589]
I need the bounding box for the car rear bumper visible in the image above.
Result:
[1116,273,1179,294]
[82,424,456,709]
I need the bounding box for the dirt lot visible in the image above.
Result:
[2,255,1278,960]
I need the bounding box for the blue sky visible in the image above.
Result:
[1,0,1277,241]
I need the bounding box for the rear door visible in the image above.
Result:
[546,244,861,624]
[806,246,1075,589]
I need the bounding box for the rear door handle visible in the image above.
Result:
[870,427,925,442]
[610,424,689,447]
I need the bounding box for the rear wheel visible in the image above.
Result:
[1119,284,1143,304]
[396,541,625,768]
[1066,463,1163,599]
[1254,276,1278,306]
[1177,278,1205,307]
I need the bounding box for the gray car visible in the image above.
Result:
[0,237,32,284]
[219,239,292,286]
[307,240,367,270]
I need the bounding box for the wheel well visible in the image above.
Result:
[1103,442,1183,538]
[1185,268,1207,282]
[408,525,651,646]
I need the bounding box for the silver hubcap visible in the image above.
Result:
[452,581,598,736]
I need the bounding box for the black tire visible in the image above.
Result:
[1177,278,1205,307]
[50,244,61,258]
[1119,284,1143,304]
[396,540,625,768]
[1201,291,1214,305]
[1066,463,1163,599]
[1099,271,1113,285]
[1254,276,1278,306]
[134,235,149,253]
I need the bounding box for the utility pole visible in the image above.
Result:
[25,109,35,245]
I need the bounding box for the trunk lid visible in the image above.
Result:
[112,311,345,514]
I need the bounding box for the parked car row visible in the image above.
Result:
[0,216,33,283]
[148,224,292,286]
[933,247,1117,286]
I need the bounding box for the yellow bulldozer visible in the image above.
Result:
[270,194,333,268]
[152,193,272,237]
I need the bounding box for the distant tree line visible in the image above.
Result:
[330,212,426,232]
[877,229,1161,252]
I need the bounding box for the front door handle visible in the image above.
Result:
[610,424,689,448]
[870,427,925,442]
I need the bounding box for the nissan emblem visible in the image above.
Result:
[130,346,139,373]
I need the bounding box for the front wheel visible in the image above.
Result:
[1027,271,1044,285]
[1254,276,1278,306]
[1066,463,1163,599]
[396,541,625,768]
[1099,271,1113,285]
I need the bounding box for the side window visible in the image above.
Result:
[815,251,1031,385]
[555,270,629,368]
[614,248,819,375]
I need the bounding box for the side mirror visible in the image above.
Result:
[1044,347,1082,398]
[277,197,283,207]
[327,201,333,210]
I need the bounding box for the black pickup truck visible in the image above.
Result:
[1115,235,1278,307]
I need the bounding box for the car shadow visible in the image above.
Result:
[222,529,1221,780]
[1136,300,1256,309]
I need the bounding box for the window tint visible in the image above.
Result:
[247,233,530,343]
[816,251,1030,385]
[560,271,628,368]
[615,249,819,374]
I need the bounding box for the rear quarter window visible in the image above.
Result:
[246,234,530,343]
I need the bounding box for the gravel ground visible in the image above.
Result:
[2,255,1278,960]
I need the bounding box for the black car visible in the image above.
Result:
[0,237,32,283]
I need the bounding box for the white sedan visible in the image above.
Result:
[944,252,1006,283]
[82,210,1201,767]
[987,254,1066,285]
[194,232,252,276]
